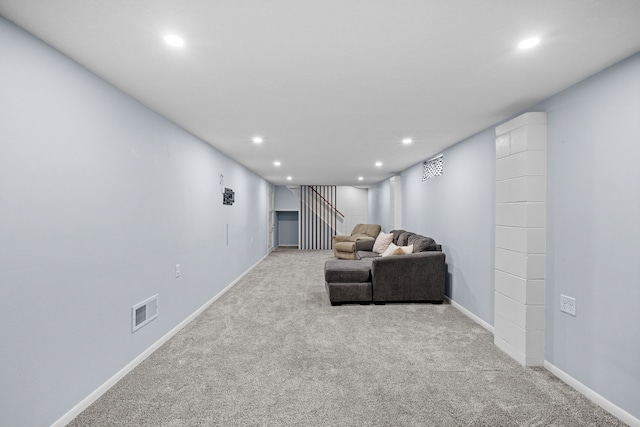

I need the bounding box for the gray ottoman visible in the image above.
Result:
[324,259,373,305]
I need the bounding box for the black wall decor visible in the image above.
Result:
[223,187,235,205]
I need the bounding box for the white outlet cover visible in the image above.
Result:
[560,294,576,316]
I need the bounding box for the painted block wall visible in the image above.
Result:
[274,185,299,210]
[540,52,640,419]
[0,17,269,427]
[335,186,368,235]
[401,129,496,325]
[368,179,391,232]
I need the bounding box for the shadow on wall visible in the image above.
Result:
[442,245,478,314]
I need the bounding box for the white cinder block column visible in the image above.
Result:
[494,112,546,366]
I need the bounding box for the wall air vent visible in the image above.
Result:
[422,155,443,181]
[132,294,159,332]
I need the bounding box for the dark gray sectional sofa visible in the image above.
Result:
[324,229,446,305]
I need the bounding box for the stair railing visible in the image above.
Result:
[300,185,341,250]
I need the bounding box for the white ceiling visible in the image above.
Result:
[2,1,640,186]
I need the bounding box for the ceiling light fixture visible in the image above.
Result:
[375,161,382,167]
[164,34,185,47]
[287,176,292,181]
[252,136,263,144]
[274,161,281,166]
[402,138,412,144]
[358,176,364,181]
[518,37,540,50]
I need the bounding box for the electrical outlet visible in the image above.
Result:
[175,264,181,278]
[560,294,576,316]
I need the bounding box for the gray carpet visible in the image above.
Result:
[69,249,624,426]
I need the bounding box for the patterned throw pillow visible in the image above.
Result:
[372,232,394,254]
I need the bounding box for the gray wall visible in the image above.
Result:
[0,17,269,426]
[336,186,368,235]
[368,178,391,232]
[540,52,640,419]
[402,130,496,324]
[277,211,299,246]
[274,185,299,210]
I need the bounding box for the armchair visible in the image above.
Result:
[332,224,381,259]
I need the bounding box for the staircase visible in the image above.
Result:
[298,185,343,250]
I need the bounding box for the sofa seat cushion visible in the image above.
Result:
[351,234,374,239]
[324,259,373,283]
[357,250,380,259]
[354,238,376,252]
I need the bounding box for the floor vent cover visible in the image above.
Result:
[132,294,159,332]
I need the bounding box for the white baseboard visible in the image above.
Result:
[51,254,268,427]
[447,296,494,333]
[544,361,640,427]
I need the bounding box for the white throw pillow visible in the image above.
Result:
[393,244,413,255]
[381,242,399,257]
[372,231,394,254]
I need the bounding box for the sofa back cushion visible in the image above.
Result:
[390,230,405,245]
[397,231,415,246]
[408,234,438,252]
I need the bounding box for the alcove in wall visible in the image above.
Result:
[275,210,299,248]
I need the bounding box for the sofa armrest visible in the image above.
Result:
[354,237,375,252]
[332,235,352,244]
[371,252,446,302]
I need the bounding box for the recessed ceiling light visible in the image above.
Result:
[402,138,412,144]
[358,176,364,181]
[518,37,540,50]
[164,34,184,47]
[274,161,281,166]
[252,136,263,144]
[375,161,382,167]
[287,176,292,181]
